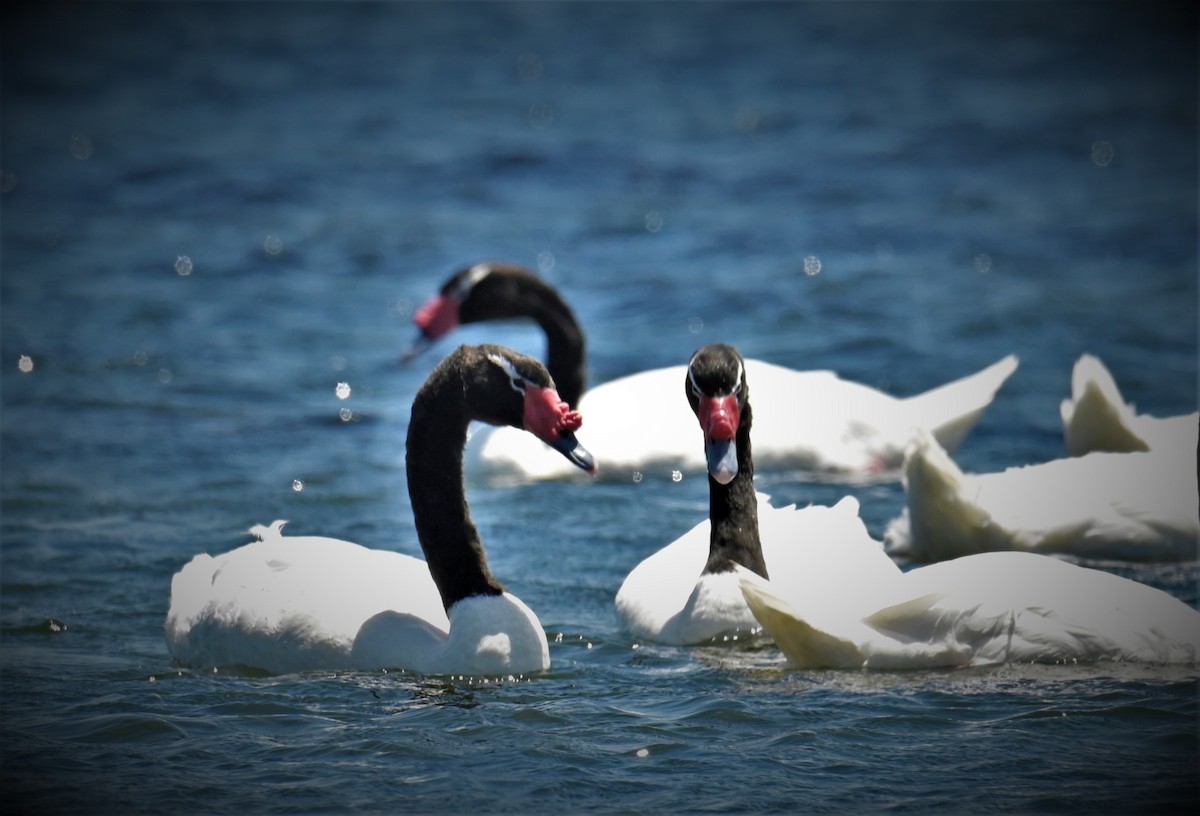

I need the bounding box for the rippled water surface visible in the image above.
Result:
[2,2,1197,813]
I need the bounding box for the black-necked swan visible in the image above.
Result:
[404,261,1020,482]
[613,343,1200,666]
[165,345,596,676]
[1060,353,1198,457]
[883,428,1199,563]
[615,343,900,644]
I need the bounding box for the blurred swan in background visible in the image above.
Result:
[884,428,1198,562]
[406,261,1019,482]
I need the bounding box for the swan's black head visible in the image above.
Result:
[466,344,596,475]
[685,344,748,485]
[403,262,539,361]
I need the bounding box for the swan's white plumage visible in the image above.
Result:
[469,355,1019,482]
[165,521,549,675]
[1061,353,1198,457]
[615,495,900,644]
[740,550,1200,669]
[884,428,1199,562]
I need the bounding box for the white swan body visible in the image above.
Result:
[884,427,1199,563]
[1061,353,1198,456]
[616,495,900,644]
[408,261,1019,483]
[740,549,1200,670]
[470,355,1019,483]
[165,345,596,676]
[165,522,548,675]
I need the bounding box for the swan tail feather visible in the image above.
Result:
[737,568,865,669]
[248,520,288,541]
[899,354,1019,455]
[1060,354,1148,456]
[902,431,1010,561]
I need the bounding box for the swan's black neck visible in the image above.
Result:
[465,266,587,406]
[538,300,587,408]
[516,278,586,407]
[704,401,769,579]
[405,362,505,612]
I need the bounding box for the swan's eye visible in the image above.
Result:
[487,352,531,394]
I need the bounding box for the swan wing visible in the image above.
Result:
[890,552,1200,665]
[166,527,447,673]
[901,429,1199,562]
[746,356,1018,475]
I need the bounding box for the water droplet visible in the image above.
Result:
[528,101,554,128]
[636,748,649,758]
[157,368,172,384]
[339,407,354,422]
[803,255,822,276]
[1090,140,1114,167]
[644,211,664,233]
[133,351,148,367]
[671,470,683,483]
[263,234,283,256]
[69,133,93,160]
[516,52,543,82]
[335,382,352,400]
[631,471,643,483]
[687,316,704,334]
[537,251,556,273]
[734,107,761,133]
[175,255,193,276]
[17,355,34,373]
[974,253,992,274]
[292,479,304,492]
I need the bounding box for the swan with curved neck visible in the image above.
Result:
[165,345,595,676]
[405,261,1019,483]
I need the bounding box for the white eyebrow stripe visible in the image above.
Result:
[487,352,527,393]
[687,353,744,396]
[453,263,493,298]
[687,361,703,396]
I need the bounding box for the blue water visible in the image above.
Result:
[2,2,1197,813]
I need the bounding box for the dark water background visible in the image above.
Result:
[2,2,1197,813]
